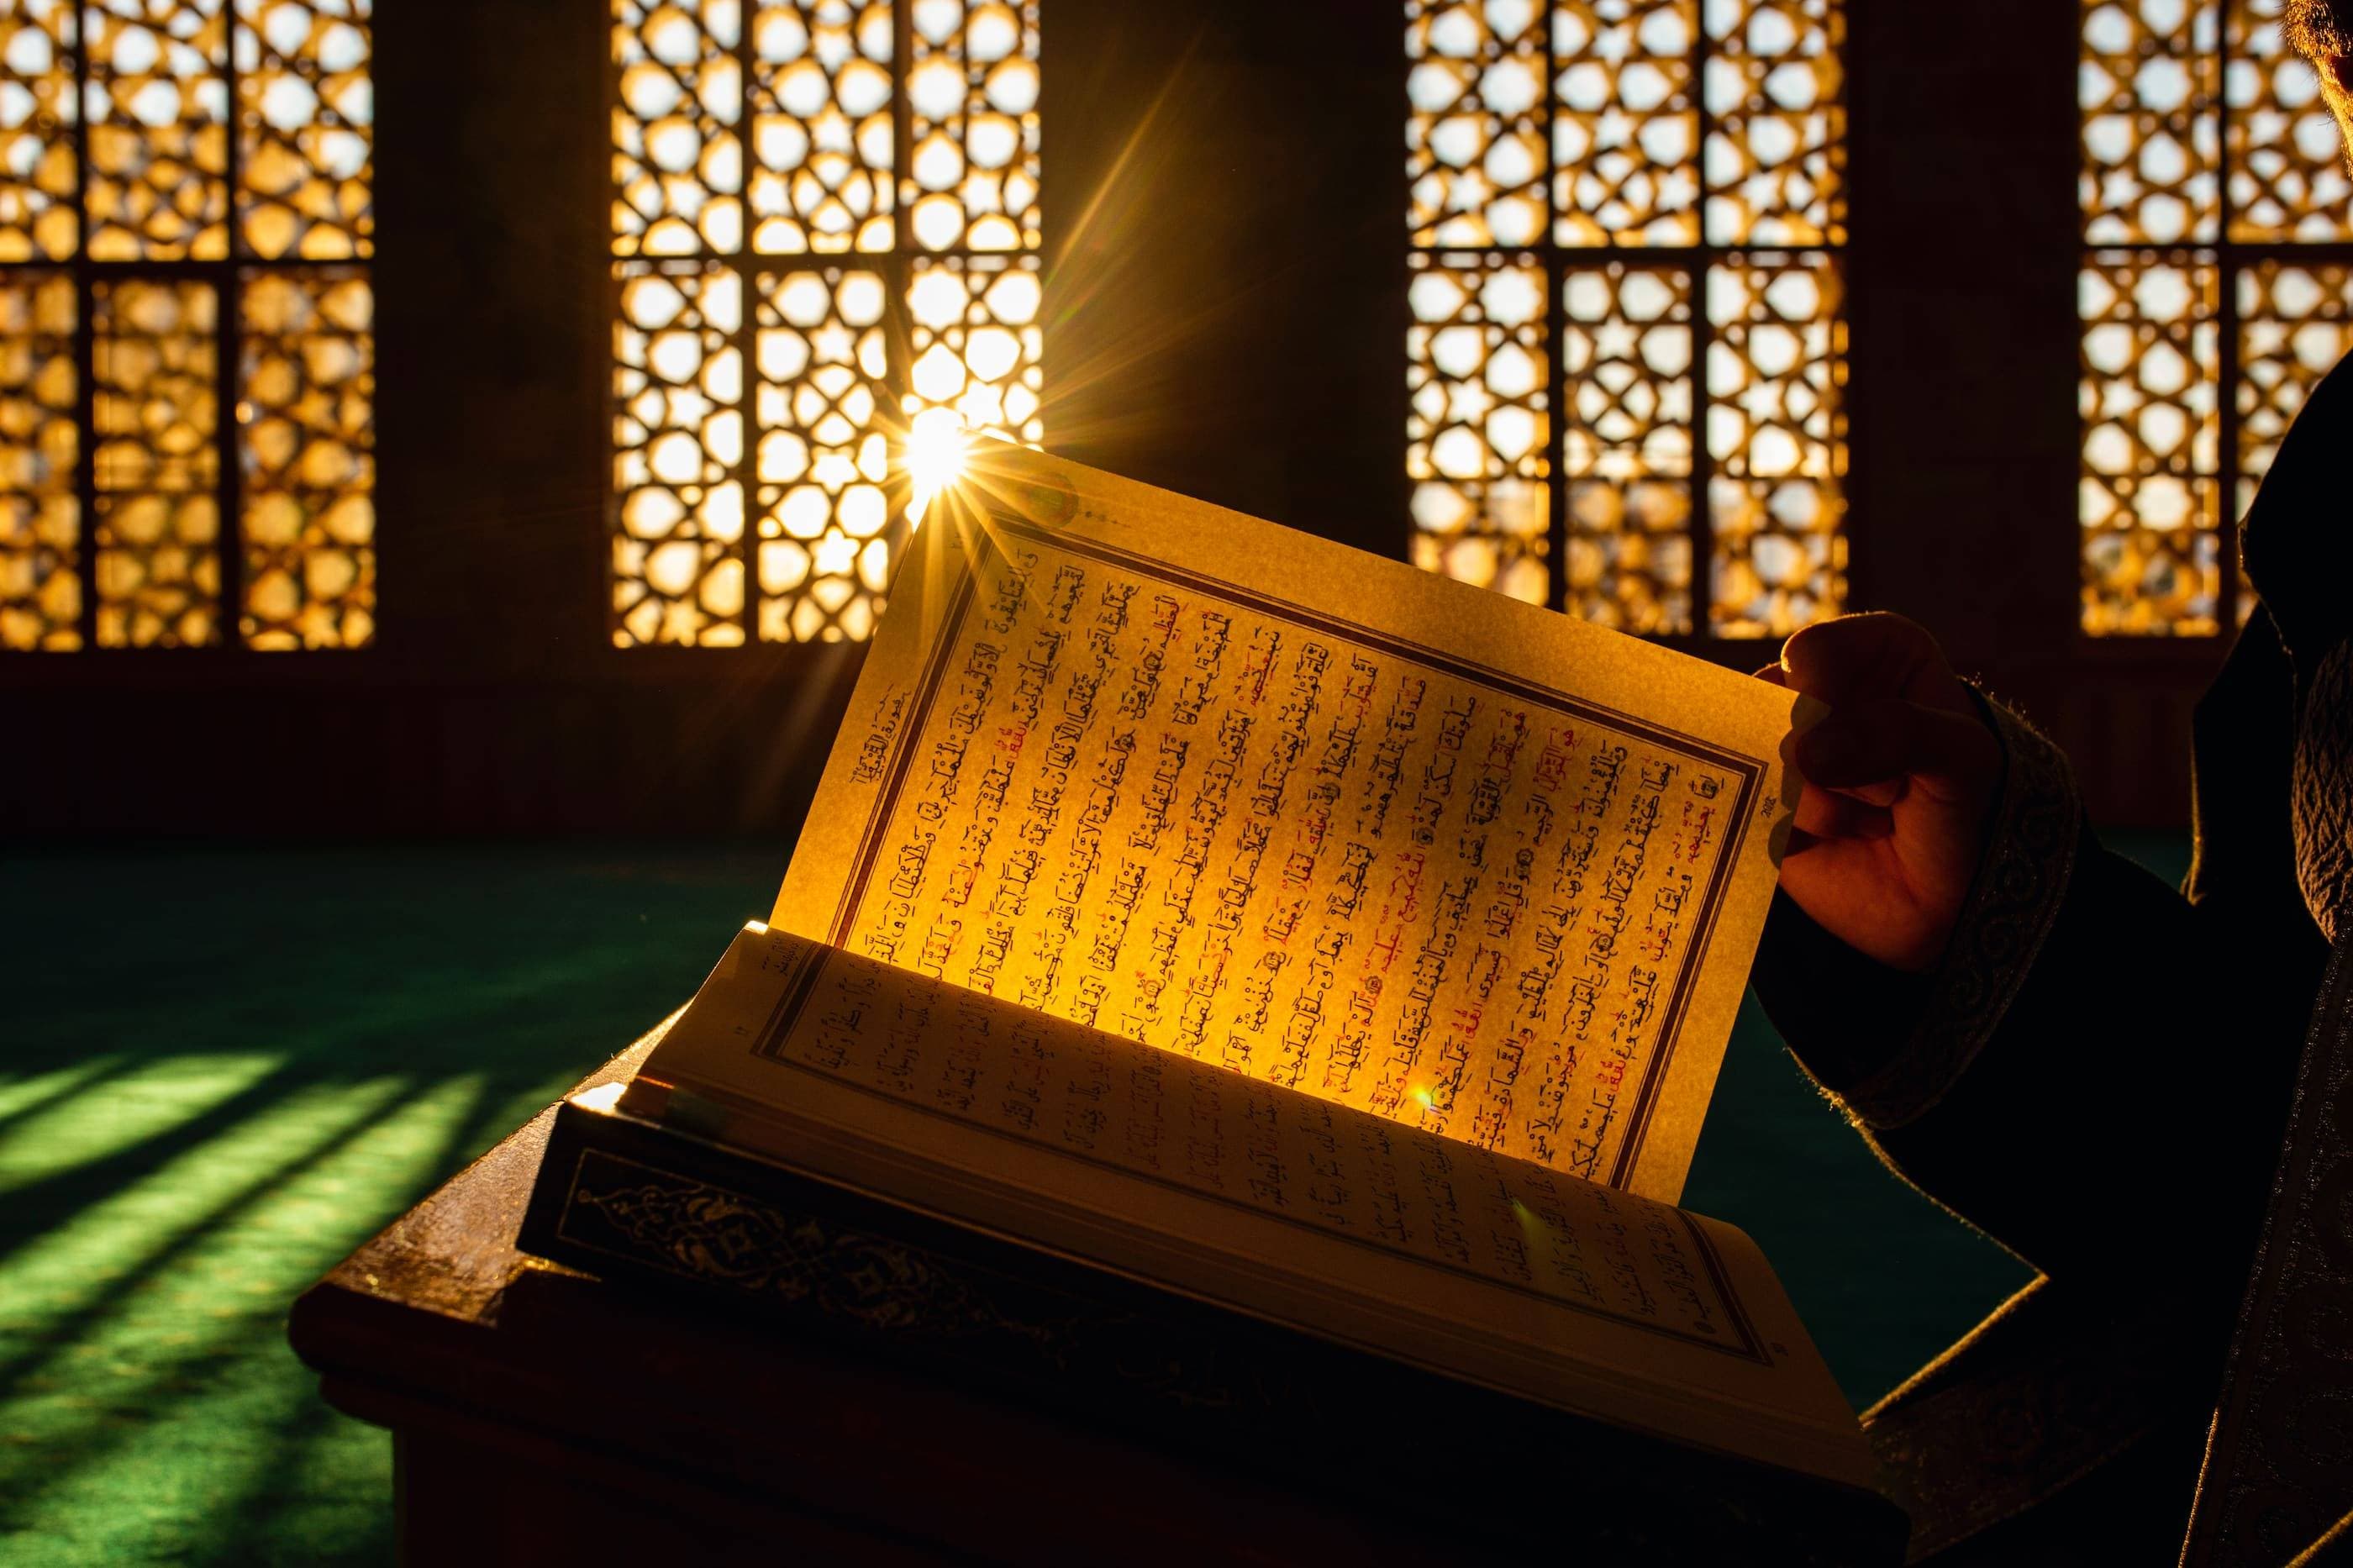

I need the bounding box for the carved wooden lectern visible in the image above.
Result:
[288,1026,1486,1565]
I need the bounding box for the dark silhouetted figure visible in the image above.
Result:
[1750,6,2353,1560]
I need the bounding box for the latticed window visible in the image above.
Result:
[608,0,1041,646]
[2081,0,2353,634]
[1405,1,1845,637]
[0,0,371,653]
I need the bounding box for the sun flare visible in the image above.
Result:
[904,412,972,528]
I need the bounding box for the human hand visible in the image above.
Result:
[1758,613,2003,972]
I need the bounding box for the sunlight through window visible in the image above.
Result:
[608,0,1043,647]
[2079,0,2353,634]
[0,0,375,653]
[1405,0,1846,638]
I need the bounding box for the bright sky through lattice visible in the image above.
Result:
[609,0,1042,647]
[0,0,376,653]
[902,408,969,528]
[2077,0,2352,635]
[1406,0,1846,638]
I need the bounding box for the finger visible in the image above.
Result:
[1793,697,2000,798]
[1794,786,1893,841]
[1776,612,1954,710]
[1783,822,1892,857]
[1840,776,1907,809]
[1751,663,1788,687]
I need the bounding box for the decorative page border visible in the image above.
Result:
[824,513,1769,1193]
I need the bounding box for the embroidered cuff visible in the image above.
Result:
[1836,691,2083,1130]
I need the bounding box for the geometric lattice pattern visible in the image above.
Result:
[749,1,895,255]
[755,267,892,641]
[1703,0,1845,247]
[612,0,744,258]
[1408,253,1550,605]
[0,3,79,262]
[2081,0,2219,246]
[906,255,1041,446]
[1406,1,1548,249]
[2079,254,2220,636]
[2238,261,2353,518]
[609,0,1045,645]
[85,0,231,262]
[1708,254,1845,636]
[236,0,373,260]
[1561,264,1690,630]
[2078,0,2345,633]
[1406,1,1845,634]
[613,262,747,648]
[2228,0,2353,241]
[0,273,79,649]
[903,0,1039,252]
[92,278,220,647]
[239,269,372,648]
[0,0,371,653]
[1552,3,1699,248]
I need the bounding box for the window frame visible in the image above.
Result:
[2077,0,2353,640]
[1403,0,1851,652]
[602,0,1045,650]
[0,0,376,657]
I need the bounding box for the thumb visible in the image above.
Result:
[1794,697,2000,800]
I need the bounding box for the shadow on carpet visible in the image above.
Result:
[0,842,785,1567]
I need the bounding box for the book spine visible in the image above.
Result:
[519,1099,1315,1423]
[518,1100,1908,1568]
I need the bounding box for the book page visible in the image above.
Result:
[776,446,1800,1202]
[634,923,1871,1489]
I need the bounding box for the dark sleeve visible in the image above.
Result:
[1754,613,2327,1289]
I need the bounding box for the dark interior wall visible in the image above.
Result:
[1846,0,2081,640]
[1039,1,1408,558]
[3,0,2210,836]
[376,0,608,680]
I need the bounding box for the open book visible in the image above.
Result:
[519,448,1899,1561]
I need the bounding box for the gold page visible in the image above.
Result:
[776,446,1800,1202]
[636,924,1871,1489]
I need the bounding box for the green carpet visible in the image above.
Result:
[0,836,2185,1563]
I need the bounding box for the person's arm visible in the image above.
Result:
[1753,613,2326,1287]
[1753,684,2074,1134]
